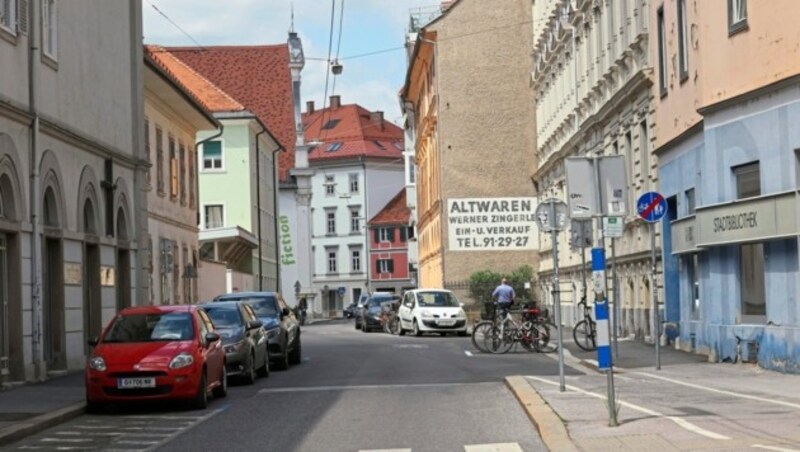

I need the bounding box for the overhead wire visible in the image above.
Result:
[144,0,206,49]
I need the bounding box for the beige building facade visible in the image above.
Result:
[0,0,147,383]
[402,0,538,301]
[531,0,659,338]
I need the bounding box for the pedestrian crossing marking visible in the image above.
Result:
[464,443,524,452]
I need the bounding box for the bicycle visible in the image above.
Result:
[484,303,553,354]
[573,298,597,351]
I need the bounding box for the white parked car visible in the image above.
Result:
[397,289,468,336]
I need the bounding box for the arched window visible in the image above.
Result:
[83,199,96,234]
[43,187,58,227]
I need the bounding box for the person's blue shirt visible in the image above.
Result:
[493,283,515,304]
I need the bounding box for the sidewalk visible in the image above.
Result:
[0,372,86,447]
[507,337,800,451]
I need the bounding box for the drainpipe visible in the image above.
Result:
[362,157,370,295]
[255,129,265,291]
[271,144,283,292]
[28,0,43,381]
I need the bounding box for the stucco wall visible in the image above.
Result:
[430,0,538,286]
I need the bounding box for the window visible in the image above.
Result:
[734,162,760,199]
[42,0,57,59]
[687,254,700,320]
[204,204,223,229]
[144,119,151,188]
[349,173,359,193]
[728,0,747,35]
[326,211,336,235]
[350,209,360,233]
[373,140,386,150]
[739,243,765,322]
[325,175,335,195]
[156,126,164,195]
[321,119,340,130]
[326,142,342,152]
[677,0,689,82]
[639,120,649,187]
[378,227,393,242]
[685,188,696,215]
[188,149,195,208]
[202,140,223,170]
[377,259,394,274]
[795,149,800,187]
[657,6,667,96]
[351,249,361,272]
[0,0,17,34]
[179,141,186,205]
[327,249,337,273]
[400,226,408,242]
[169,135,178,199]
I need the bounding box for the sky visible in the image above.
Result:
[142,0,441,124]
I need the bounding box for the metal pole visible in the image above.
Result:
[593,158,617,427]
[611,238,619,359]
[551,201,566,392]
[651,222,661,370]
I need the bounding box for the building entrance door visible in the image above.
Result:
[43,237,65,370]
[84,244,101,351]
[116,248,131,311]
[0,235,8,379]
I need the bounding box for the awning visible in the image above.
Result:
[199,226,258,267]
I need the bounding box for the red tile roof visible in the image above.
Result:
[164,45,297,181]
[144,45,245,113]
[369,190,410,225]
[303,103,403,162]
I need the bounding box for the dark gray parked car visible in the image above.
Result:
[214,292,301,371]
[201,301,269,384]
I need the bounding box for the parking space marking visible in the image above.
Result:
[464,442,524,452]
[752,445,800,452]
[141,408,224,452]
[527,375,730,440]
[632,371,800,410]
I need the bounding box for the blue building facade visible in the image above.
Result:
[658,77,800,373]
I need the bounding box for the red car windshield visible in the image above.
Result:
[103,312,195,343]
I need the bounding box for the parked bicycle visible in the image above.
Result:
[472,303,555,354]
[573,298,597,351]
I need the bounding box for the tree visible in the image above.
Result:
[468,265,536,319]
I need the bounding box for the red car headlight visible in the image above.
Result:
[88,356,107,372]
[169,353,194,369]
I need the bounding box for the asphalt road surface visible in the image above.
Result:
[9,319,580,451]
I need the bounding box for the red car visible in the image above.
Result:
[85,305,227,412]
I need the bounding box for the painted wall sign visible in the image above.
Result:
[279,215,296,265]
[64,263,82,286]
[100,266,115,287]
[696,192,797,247]
[670,216,698,254]
[447,198,538,251]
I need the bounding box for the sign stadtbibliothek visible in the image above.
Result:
[447,198,538,251]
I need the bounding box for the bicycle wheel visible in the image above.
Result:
[471,321,495,353]
[532,323,558,353]
[518,322,538,353]
[487,326,514,355]
[573,319,597,351]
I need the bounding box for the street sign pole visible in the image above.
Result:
[592,158,618,427]
[611,237,619,359]
[637,191,667,371]
[550,201,566,392]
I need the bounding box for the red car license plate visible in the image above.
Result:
[117,377,156,389]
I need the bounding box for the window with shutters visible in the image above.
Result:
[42,0,57,60]
[169,135,178,199]
[144,118,151,189]
[378,227,392,242]
[179,141,186,205]
[0,0,17,35]
[377,259,394,274]
[156,126,165,196]
[188,149,195,208]
[399,227,408,242]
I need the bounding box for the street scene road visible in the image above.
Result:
[6,320,567,451]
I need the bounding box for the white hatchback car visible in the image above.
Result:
[397,289,468,336]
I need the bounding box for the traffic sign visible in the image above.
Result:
[535,198,569,232]
[603,217,623,238]
[637,192,667,223]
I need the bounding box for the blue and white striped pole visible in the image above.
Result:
[592,248,612,370]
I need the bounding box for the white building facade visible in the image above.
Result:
[0,0,147,383]
[532,0,659,339]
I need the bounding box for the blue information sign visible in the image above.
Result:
[637,191,667,223]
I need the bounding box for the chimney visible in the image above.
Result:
[370,111,384,129]
[306,100,315,114]
[329,95,341,109]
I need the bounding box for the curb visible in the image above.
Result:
[505,376,579,452]
[0,402,85,447]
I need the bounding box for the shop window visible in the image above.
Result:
[734,162,760,199]
[739,243,765,323]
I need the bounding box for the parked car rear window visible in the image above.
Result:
[104,312,194,342]
[239,297,279,317]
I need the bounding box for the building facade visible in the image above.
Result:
[143,48,219,306]
[368,190,414,294]
[401,0,538,302]
[655,0,800,371]
[303,96,405,317]
[0,0,147,383]
[531,0,657,337]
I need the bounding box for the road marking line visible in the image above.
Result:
[359,449,412,452]
[39,438,93,443]
[464,350,473,357]
[141,408,224,452]
[527,376,730,440]
[464,442,524,451]
[752,445,800,452]
[259,382,499,393]
[632,371,800,410]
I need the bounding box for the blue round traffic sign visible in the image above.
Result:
[637,192,667,223]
